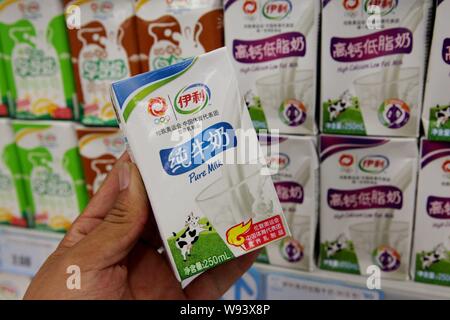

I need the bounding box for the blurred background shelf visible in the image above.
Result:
[1,225,449,300]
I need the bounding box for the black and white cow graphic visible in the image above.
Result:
[173,212,212,261]
[436,106,450,128]
[328,91,352,121]
[421,244,448,269]
[326,234,348,257]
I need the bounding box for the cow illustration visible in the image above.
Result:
[436,106,450,128]
[173,212,212,261]
[328,91,353,121]
[326,234,348,257]
[421,244,448,269]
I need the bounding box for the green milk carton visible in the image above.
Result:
[12,121,88,233]
[0,41,9,117]
[0,119,29,227]
[0,0,77,120]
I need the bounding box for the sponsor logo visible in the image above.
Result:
[372,245,401,272]
[364,0,398,16]
[343,0,360,11]
[339,154,355,167]
[90,1,114,19]
[19,1,41,19]
[243,0,258,15]
[267,153,290,171]
[443,160,450,173]
[148,97,171,126]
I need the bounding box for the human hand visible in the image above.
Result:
[24,153,259,300]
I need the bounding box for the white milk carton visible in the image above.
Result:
[224,0,320,135]
[422,0,450,142]
[321,0,433,137]
[258,134,319,271]
[412,139,450,287]
[319,134,418,280]
[0,119,29,227]
[12,121,88,233]
[111,48,290,282]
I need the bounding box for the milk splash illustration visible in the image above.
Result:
[13,121,88,232]
[225,0,319,135]
[65,0,141,126]
[0,0,77,120]
[257,134,319,271]
[111,48,290,283]
[319,135,418,280]
[321,0,432,137]
[135,0,224,72]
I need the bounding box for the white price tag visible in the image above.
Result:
[0,227,63,277]
[266,273,383,300]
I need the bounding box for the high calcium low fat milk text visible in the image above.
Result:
[225,0,319,135]
[12,121,88,232]
[321,0,432,137]
[111,48,290,282]
[0,119,28,227]
[319,135,418,280]
[258,134,318,271]
[77,127,125,198]
[0,0,77,120]
[135,0,224,72]
[412,139,450,287]
[422,0,450,142]
[65,0,141,126]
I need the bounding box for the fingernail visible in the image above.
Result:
[119,162,130,191]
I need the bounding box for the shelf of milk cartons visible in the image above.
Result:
[224,264,450,300]
[0,225,63,277]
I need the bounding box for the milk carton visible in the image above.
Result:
[0,0,77,120]
[224,0,319,135]
[65,0,141,126]
[422,0,450,142]
[0,119,29,227]
[12,121,88,232]
[319,134,418,280]
[135,0,224,72]
[258,134,319,271]
[77,127,125,198]
[413,139,450,287]
[111,48,290,282]
[321,0,433,137]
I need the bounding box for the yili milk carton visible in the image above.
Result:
[135,0,224,72]
[321,0,433,137]
[258,134,319,271]
[224,0,320,135]
[422,0,450,142]
[111,48,290,282]
[77,127,125,198]
[319,135,418,280]
[12,121,88,232]
[0,119,29,227]
[412,139,450,287]
[65,0,141,127]
[0,0,77,120]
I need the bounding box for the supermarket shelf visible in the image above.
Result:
[0,225,63,277]
[1,226,449,300]
[250,263,450,300]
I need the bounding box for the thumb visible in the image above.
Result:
[72,161,150,269]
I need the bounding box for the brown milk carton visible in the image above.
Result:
[135,0,224,72]
[65,0,141,126]
[76,127,125,198]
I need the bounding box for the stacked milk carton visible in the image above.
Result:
[319,0,432,281]
[225,0,321,271]
[412,0,450,287]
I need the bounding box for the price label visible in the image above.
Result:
[266,273,383,300]
[0,227,63,277]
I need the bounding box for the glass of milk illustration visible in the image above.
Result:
[196,168,279,241]
[256,70,313,129]
[349,221,409,277]
[354,68,420,132]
